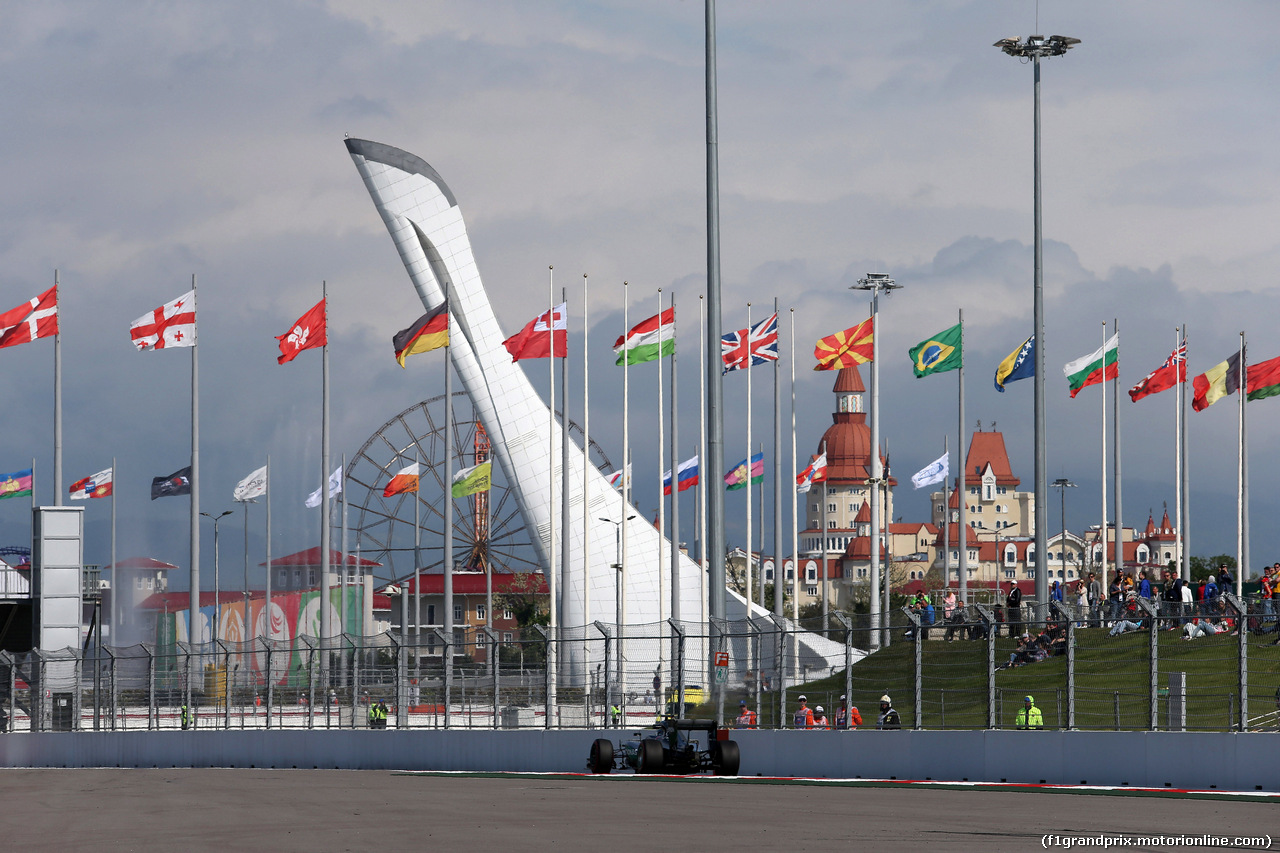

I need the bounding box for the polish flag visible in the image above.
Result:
[130,290,196,350]
[0,286,58,349]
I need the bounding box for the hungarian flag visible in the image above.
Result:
[722,313,778,374]
[503,302,567,361]
[452,461,492,498]
[614,307,674,365]
[393,303,448,367]
[382,463,420,497]
[725,452,764,491]
[1129,341,1186,402]
[662,456,699,495]
[70,468,113,500]
[814,317,873,371]
[131,290,196,350]
[1192,350,1243,412]
[1247,354,1280,402]
[0,286,58,349]
[276,299,327,364]
[1064,333,1118,398]
[151,466,192,500]
[796,452,827,494]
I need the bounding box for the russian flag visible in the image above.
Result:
[663,456,699,495]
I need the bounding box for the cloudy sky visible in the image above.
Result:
[1,0,1277,591]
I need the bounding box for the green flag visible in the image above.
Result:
[907,323,962,378]
[451,461,492,498]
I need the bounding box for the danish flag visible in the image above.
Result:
[0,286,58,349]
[130,290,196,350]
[721,312,779,374]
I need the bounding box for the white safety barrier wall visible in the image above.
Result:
[1,729,1276,792]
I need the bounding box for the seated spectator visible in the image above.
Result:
[1182,618,1220,640]
[1109,617,1144,637]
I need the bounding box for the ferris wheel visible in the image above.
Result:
[344,392,613,583]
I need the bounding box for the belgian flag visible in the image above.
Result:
[393,303,449,367]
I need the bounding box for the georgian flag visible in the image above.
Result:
[0,286,58,349]
[130,290,196,350]
[70,467,114,500]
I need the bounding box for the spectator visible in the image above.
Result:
[1015,695,1044,729]
[876,694,901,730]
[1260,567,1275,618]
[1006,583,1024,639]
[1183,618,1220,640]
[1138,570,1152,600]
[812,705,830,729]
[792,695,814,729]
[834,695,862,730]
[1203,576,1220,616]
[1075,579,1089,627]
[942,589,959,642]
[1088,572,1102,626]
[735,699,757,729]
[1109,616,1144,637]
[1180,577,1194,624]
[1108,576,1123,624]
[1050,581,1063,603]
[1217,564,1234,592]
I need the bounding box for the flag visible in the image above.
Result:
[382,463,420,497]
[662,456,699,495]
[0,286,58,349]
[908,323,962,378]
[1192,350,1244,412]
[1247,354,1280,402]
[605,465,631,490]
[613,307,674,365]
[1129,342,1187,402]
[151,466,192,500]
[722,313,779,374]
[233,465,268,502]
[910,452,949,490]
[69,467,113,500]
[1064,333,1119,398]
[813,317,873,371]
[451,461,492,498]
[724,452,764,491]
[994,335,1035,392]
[393,303,449,367]
[503,302,567,361]
[276,299,327,364]
[130,290,196,350]
[0,468,33,500]
[305,467,343,507]
[796,452,827,494]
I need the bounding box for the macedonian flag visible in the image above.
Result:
[814,317,874,371]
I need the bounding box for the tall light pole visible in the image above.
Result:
[851,273,900,649]
[995,33,1080,615]
[201,510,233,644]
[1052,477,1076,591]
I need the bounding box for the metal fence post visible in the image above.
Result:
[432,628,453,729]
[767,614,789,730]
[710,617,729,728]
[0,651,14,734]
[828,612,853,733]
[389,633,404,729]
[261,639,273,730]
[143,644,155,731]
[532,626,552,730]
[1049,601,1075,730]
[1134,597,1159,731]
[306,638,318,729]
[668,620,686,719]
[594,621,612,728]
[974,604,996,729]
[480,627,499,729]
[105,645,117,731]
[900,606,922,729]
[1224,593,1248,730]
[745,619,762,723]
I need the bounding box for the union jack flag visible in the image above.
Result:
[721,312,779,374]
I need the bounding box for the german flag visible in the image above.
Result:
[393,303,449,367]
[814,317,874,371]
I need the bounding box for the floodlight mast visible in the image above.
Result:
[995,34,1079,619]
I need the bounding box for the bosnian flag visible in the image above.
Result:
[0,286,58,349]
[130,289,196,350]
[503,302,567,361]
[382,463,420,497]
[722,313,779,374]
[662,456,699,495]
[70,468,114,500]
[796,452,827,494]
[605,465,631,490]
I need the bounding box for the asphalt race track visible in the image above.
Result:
[1,769,1274,852]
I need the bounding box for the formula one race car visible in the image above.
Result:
[588,717,740,776]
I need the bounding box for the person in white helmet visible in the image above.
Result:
[792,695,814,729]
[812,704,830,729]
[876,694,901,730]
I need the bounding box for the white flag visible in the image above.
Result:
[233,465,268,502]
[305,466,343,508]
[910,451,949,490]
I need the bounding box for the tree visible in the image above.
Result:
[1189,555,1235,584]
[493,571,549,629]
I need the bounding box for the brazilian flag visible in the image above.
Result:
[908,323,962,378]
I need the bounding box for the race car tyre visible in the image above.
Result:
[713,740,740,776]
[589,738,614,774]
[636,738,665,774]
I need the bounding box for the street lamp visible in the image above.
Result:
[201,510,233,644]
[599,514,634,708]
[995,33,1080,615]
[1051,478,1077,592]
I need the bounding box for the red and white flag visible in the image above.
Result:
[0,286,58,349]
[130,289,196,350]
[276,298,327,364]
[503,302,567,361]
[69,467,114,500]
[1128,341,1186,403]
[796,451,827,493]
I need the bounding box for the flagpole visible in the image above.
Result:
[821,439,828,634]
[1237,330,1246,597]
[189,273,200,685]
[621,281,629,690]
[414,445,421,681]
[656,288,667,642]
[341,453,348,643]
[773,296,782,620]
[110,456,117,649]
[1114,319,1123,586]
[1174,326,1183,585]
[1099,321,1108,606]
[443,277,455,714]
[1180,325,1191,584]
[241,490,251,648]
[943,436,951,588]
[745,302,753,611]
[789,308,798,682]
[561,284,570,685]
[669,292,681,650]
[581,273,590,687]
[53,269,62,507]
[265,455,272,648]
[546,267,559,713]
[958,309,967,604]
[700,296,709,632]
[757,440,764,608]
[868,292,882,651]
[320,280,331,685]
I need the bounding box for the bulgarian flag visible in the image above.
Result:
[1064,333,1118,398]
[1247,354,1280,402]
[614,307,674,365]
